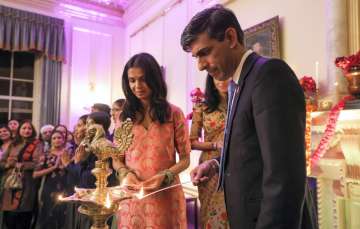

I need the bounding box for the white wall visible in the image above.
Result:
[64,17,125,130]
[124,0,327,114]
[227,0,327,85]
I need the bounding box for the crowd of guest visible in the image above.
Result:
[0,52,229,229]
[0,100,126,229]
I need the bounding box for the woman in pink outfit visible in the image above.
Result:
[113,53,191,229]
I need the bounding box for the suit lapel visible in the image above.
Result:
[227,52,259,135]
[218,53,260,190]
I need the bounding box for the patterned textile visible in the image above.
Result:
[190,102,229,228]
[117,104,191,229]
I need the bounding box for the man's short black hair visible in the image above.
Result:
[181,4,244,52]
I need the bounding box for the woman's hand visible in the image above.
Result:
[122,172,141,191]
[15,162,23,169]
[5,157,17,168]
[74,145,88,164]
[141,173,166,192]
[61,151,72,167]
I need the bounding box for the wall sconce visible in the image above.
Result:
[89,81,96,92]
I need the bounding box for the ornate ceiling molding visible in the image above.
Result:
[122,0,163,24]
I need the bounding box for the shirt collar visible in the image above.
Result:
[232,49,253,84]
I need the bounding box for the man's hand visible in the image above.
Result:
[190,159,218,185]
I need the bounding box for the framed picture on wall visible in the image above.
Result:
[244,16,281,58]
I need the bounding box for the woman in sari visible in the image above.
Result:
[113,53,191,229]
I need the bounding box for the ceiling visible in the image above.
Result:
[76,0,131,12]
[1,0,160,25]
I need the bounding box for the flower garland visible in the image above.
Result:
[310,95,354,166]
[299,76,317,175]
[305,102,312,175]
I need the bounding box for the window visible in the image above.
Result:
[0,50,35,124]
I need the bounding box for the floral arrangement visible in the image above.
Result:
[299,76,317,94]
[335,50,360,73]
[299,76,317,174]
[190,87,204,103]
[187,87,205,120]
[299,76,317,109]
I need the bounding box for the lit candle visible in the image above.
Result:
[315,61,319,87]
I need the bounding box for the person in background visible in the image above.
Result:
[0,120,43,229]
[61,115,87,229]
[112,52,190,228]
[7,119,19,139]
[0,124,13,229]
[34,130,68,229]
[111,99,126,129]
[73,114,89,147]
[190,75,230,228]
[62,112,117,229]
[39,125,54,152]
[91,103,111,117]
[0,125,13,159]
[54,124,74,154]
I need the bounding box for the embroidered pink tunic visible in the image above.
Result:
[117,104,191,229]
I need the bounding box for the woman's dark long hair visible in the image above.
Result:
[13,120,37,146]
[121,53,171,124]
[204,74,222,113]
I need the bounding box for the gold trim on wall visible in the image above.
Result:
[347,0,360,53]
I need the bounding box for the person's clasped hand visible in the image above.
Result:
[190,159,218,185]
[74,145,88,164]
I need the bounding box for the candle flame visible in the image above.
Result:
[58,195,63,201]
[105,193,112,208]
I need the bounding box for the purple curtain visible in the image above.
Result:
[0,5,65,62]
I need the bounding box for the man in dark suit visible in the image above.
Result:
[181,5,307,229]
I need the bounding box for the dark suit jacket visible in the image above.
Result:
[218,52,306,229]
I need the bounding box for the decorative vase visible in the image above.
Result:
[344,65,360,98]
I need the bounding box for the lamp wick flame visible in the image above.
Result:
[105,193,112,208]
